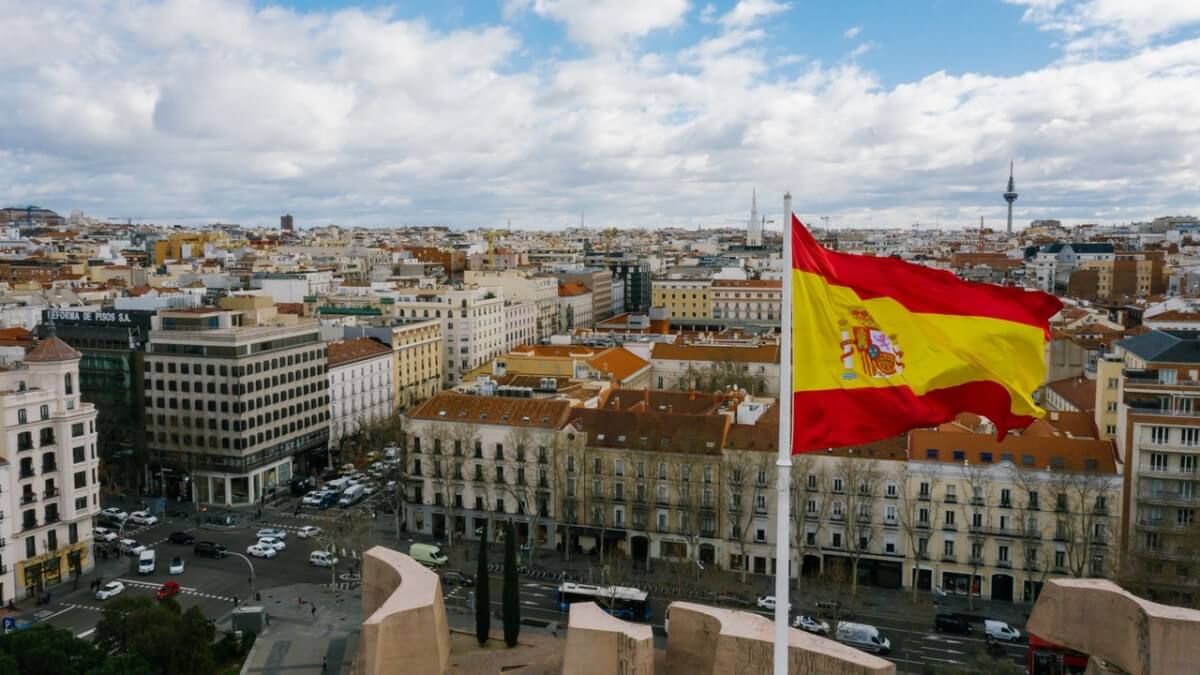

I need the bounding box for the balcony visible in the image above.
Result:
[473,473,486,483]
[20,493,36,505]
[17,442,32,452]
[42,462,57,473]
[538,454,548,465]
[942,554,957,563]
[1026,561,1041,572]
[944,495,958,504]
[916,521,931,531]
[943,523,957,532]
[969,556,984,566]
[22,519,38,532]
[830,512,845,522]
[44,513,61,525]
[515,453,526,463]
[883,518,898,528]
[19,467,35,479]
[918,493,931,502]
[856,514,872,524]
[44,488,59,499]
[1092,535,1110,546]
[971,497,985,506]
[656,498,671,507]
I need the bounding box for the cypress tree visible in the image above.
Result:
[502,520,520,647]
[475,523,490,645]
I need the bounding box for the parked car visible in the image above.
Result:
[309,550,338,568]
[716,592,752,607]
[297,525,322,539]
[256,528,288,540]
[792,615,831,635]
[935,614,973,635]
[100,507,129,522]
[984,620,1022,642]
[119,539,146,556]
[443,571,474,587]
[247,544,277,559]
[257,536,286,552]
[194,541,227,558]
[169,556,185,575]
[317,492,338,510]
[302,491,324,506]
[128,511,158,526]
[137,549,156,574]
[156,581,181,601]
[93,526,118,543]
[320,466,338,481]
[167,531,195,545]
[95,581,125,600]
[362,484,378,496]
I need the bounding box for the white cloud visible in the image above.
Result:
[509,0,689,49]
[844,25,861,39]
[721,0,790,28]
[1,0,1198,229]
[1008,0,1200,53]
[847,42,873,59]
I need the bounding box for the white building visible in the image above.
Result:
[557,282,594,331]
[464,270,560,340]
[390,286,506,386]
[504,301,538,351]
[327,337,395,450]
[0,335,100,603]
[255,271,334,304]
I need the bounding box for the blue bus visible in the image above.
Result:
[556,582,652,621]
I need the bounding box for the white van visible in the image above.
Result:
[339,484,365,507]
[138,549,156,575]
[326,477,349,491]
[309,550,339,568]
[409,543,448,568]
[984,619,1021,642]
[835,622,891,654]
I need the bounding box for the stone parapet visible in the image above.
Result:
[1027,578,1200,675]
[356,546,451,675]
[563,602,655,675]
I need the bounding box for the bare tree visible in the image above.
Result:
[673,361,769,396]
[791,456,830,592]
[958,462,991,611]
[676,461,706,580]
[1007,464,1053,600]
[551,431,584,562]
[316,508,371,596]
[724,451,771,584]
[1049,468,1117,579]
[426,425,458,548]
[622,447,656,572]
[895,464,939,603]
[838,455,882,597]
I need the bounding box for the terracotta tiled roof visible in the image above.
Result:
[600,389,729,415]
[408,392,572,429]
[25,336,81,362]
[558,282,591,297]
[275,303,305,316]
[0,327,35,346]
[910,411,1115,472]
[650,342,779,364]
[326,337,392,367]
[587,347,650,382]
[569,407,729,455]
[1044,377,1097,413]
[510,345,599,359]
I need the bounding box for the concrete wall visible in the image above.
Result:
[356,546,451,675]
[663,602,893,675]
[563,602,655,675]
[1027,578,1200,675]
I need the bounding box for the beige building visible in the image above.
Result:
[390,286,505,386]
[711,279,781,323]
[653,278,712,319]
[464,270,560,341]
[0,335,101,603]
[343,318,443,411]
[143,301,329,505]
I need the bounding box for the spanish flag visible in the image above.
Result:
[791,215,1061,452]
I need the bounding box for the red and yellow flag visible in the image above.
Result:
[790,215,1061,453]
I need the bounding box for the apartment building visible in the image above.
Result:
[503,301,538,353]
[652,278,712,320]
[554,268,614,321]
[1110,330,1200,604]
[649,342,780,396]
[390,286,504,386]
[342,318,443,411]
[143,300,330,506]
[403,392,575,548]
[327,337,394,449]
[710,279,781,324]
[0,335,101,603]
[557,282,594,331]
[464,270,560,341]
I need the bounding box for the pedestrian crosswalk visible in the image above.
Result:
[322,582,359,591]
[116,578,235,603]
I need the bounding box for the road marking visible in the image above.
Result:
[39,606,80,621]
[77,628,96,639]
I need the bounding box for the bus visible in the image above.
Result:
[555,582,652,621]
[1027,633,1089,674]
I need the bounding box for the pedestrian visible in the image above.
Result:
[298,595,304,606]
[311,604,317,618]
[321,656,327,672]
[234,596,240,608]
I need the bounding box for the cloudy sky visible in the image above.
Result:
[2,0,1198,230]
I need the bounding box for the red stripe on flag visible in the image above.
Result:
[791,381,1037,453]
[792,215,1061,333]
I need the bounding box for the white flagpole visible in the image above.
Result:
[773,192,794,675]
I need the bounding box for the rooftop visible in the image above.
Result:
[408,391,572,429]
[327,337,392,367]
[650,342,779,364]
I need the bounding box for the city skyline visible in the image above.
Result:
[2,0,1199,229]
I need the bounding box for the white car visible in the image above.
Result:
[309,550,339,568]
[93,526,118,543]
[119,538,146,556]
[169,556,185,575]
[792,615,831,635]
[362,484,378,496]
[100,507,129,522]
[95,581,125,600]
[297,525,322,539]
[246,544,277,559]
[302,491,324,506]
[128,510,158,526]
[257,536,287,552]
[256,528,288,540]
[984,619,1021,642]
[756,596,790,612]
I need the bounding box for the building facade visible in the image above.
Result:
[652,278,712,320]
[143,304,330,506]
[343,319,443,412]
[327,338,395,450]
[463,271,560,341]
[557,282,594,331]
[710,279,781,324]
[0,336,101,603]
[390,286,505,387]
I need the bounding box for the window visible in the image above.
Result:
[807,473,817,490]
[885,481,897,498]
[1106,425,1117,435]
[64,373,72,395]
[1107,401,1118,413]
[943,540,955,558]
[832,477,844,493]
[703,466,713,483]
[72,446,84,463]
[1000,488,1012,508]
[918,507,930,525]
[919,481,930,498]
[1183,455,1198,474]
[885,505,897,523]
[944,511,956,526]
[74,471,86,489]
[69,523,78,544]
[614,460,624,477]
[1151,426,1170,445]
[1150,453,1169,472]
[71,423,84,437]
[1178,508,1194,526]
[17,409,26,424]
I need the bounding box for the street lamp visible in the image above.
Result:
[225,551,258,602]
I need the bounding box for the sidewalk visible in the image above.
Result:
[238,582,361,675]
